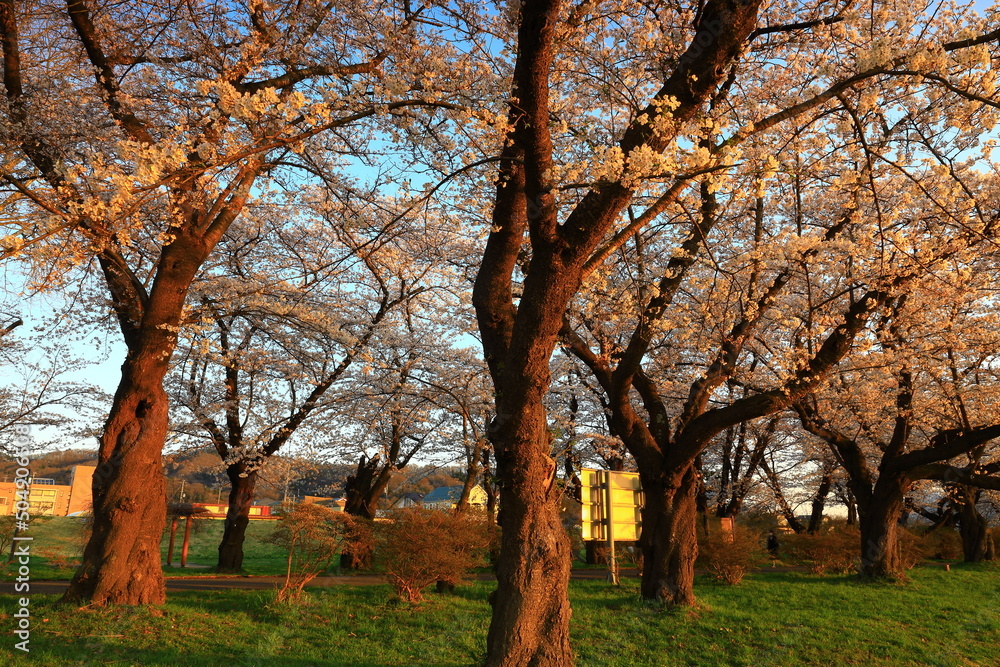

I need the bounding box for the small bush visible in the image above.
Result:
[591,541,641,567]
[785,524,860,574]
[267,503,350,603]
[339,515,375,570]
[919,528,962,560]
[701,526,763,585]
[35,546,80,572]
[0,515,17,556]
[899,528,924,571]
[375,508,495,603]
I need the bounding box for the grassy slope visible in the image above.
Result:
[2,565,997,666]
[3,517,288,579]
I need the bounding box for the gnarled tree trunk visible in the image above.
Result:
[858,474,910,579]
[341,454,395,569]
[637,466,698,605]
[808,464,835,534]
[61,358,170,604]
[62,231,214,605]
[343,454,383,519]
[217,463,259,573]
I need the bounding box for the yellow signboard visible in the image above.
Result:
[580,468,643,541]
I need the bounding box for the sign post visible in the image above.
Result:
[601,470,620,585]
[581,468,642,584]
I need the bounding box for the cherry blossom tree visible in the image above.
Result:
[170,193,434,571]
[0,0,465,605]
[472,0,762,659]
[552,0,1000,608]
[794,278,1000,576]
[0,305,107,452]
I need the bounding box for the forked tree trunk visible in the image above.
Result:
[858,474,910,579]
[217,463,259,573]
[343,454,382,520]
[472,0,763,658]
[61,363,170,605]
[485,404,572,667]
[956,486,995,562]
[637,466,699,605]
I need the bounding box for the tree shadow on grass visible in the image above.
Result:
[166,589,282,616]
[745,571,861,586]
[17,642,401,667]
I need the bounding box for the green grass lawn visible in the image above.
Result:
[160,518,288,576]
[2,564,997,666]
[2,517,289,579]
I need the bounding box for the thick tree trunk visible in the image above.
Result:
[472,0,763,659]
[343,454,381,519]
[59,217,221,606]
[956,486,995,562]
[61,365,169,605]
[858,474,910,579]
[637,466,699,605]
[485,405,572,667]
[217,464,258,573]
[808,468,834,534]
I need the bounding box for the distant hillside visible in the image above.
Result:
[0,447,475,508]
[0,449,97,484]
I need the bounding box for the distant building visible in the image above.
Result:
[0,465,95,517]
[394,492,424,509]
[67,465,94,515]
[422,485,487,510]
[188,502,277,520]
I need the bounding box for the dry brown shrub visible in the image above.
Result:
[592,545,609,564]
[0,516,16,556]
[375,508,496,603]
[35,546,80,571]
[591,542,641,567]
[267,503,350,603]
[898,528,925,571]
[785,524,860,574]
[919,528,962,560]
[338,514,375,569]
[701,526,763,585]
